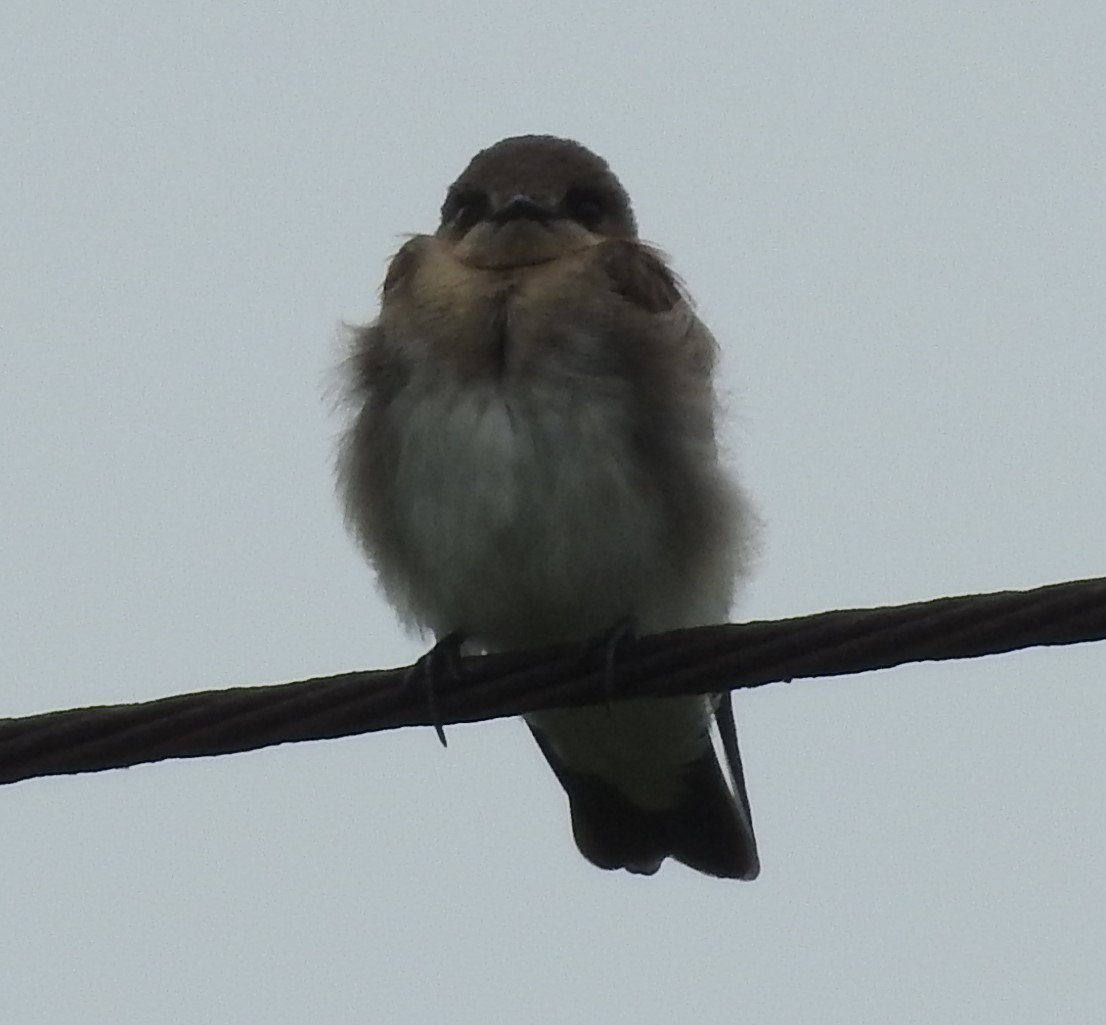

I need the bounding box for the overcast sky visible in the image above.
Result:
[3,3,1104,1023]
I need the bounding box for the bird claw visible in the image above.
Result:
[579,616,638,706]
[405,632,466,747]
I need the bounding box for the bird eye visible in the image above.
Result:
[445,188,488,231]
[565,187,607,228]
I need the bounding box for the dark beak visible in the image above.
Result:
[492,194,554,225]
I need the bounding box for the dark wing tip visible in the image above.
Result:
[530,725,759,881]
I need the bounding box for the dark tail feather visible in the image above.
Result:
[529,712,759,880]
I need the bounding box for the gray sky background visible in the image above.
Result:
[3,3,1104,1023]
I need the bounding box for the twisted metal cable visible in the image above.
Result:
[2,575,1104,785]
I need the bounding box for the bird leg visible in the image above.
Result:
[404,632,466,747]
[578,615,639,707]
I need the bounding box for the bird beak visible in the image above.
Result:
[492,194,554,226]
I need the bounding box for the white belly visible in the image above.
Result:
[388,382,711,646]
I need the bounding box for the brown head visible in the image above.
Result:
[436,135,637,270]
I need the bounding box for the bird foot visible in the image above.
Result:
[405,632,466,747]
[578,616,638,705]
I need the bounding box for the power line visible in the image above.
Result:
[2,575,1103,786]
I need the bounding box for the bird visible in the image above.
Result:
[337,134,760,879]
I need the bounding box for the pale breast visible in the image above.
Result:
[349,240,743,647]
[386,378,676,647]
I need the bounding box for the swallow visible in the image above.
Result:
[337,135,760,878]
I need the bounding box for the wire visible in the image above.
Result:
[2,575,1103,785]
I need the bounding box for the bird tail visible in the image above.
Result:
[528,698,759,880]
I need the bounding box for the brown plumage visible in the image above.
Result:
[338,135,760,878]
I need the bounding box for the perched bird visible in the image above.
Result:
[337,135,760,878]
